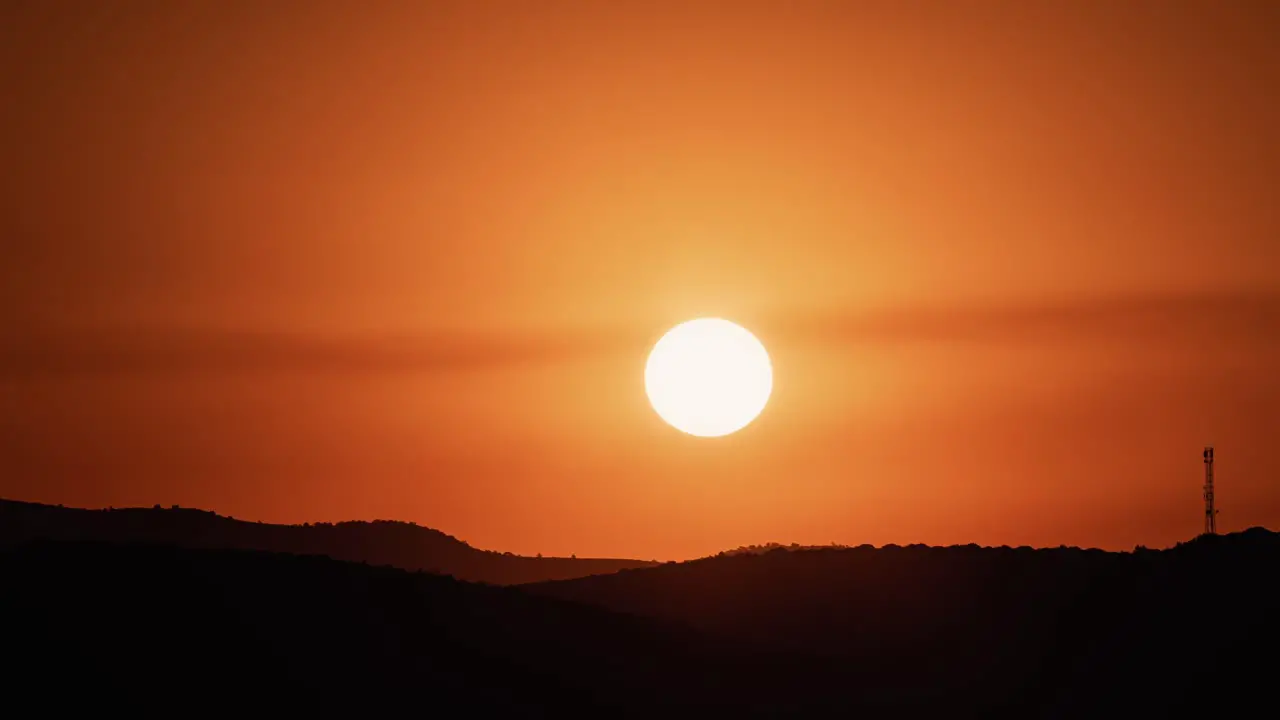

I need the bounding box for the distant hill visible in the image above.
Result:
[0,498,656,585]
[524,530,1280,717]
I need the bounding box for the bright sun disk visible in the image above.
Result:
[644,318,773,437]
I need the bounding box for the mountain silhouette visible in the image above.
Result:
[3,498,1276,716]
[2,539,903,716]
[0,498,656,584]
[524,531,1280,717]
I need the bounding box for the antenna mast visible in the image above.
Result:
[1203,446,1217,535]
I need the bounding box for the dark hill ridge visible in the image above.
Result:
[1,513,1277,716]
[524,528,1280,717]
[0,539,924,716]
[0,498,656,585]
[2,532,1277,716]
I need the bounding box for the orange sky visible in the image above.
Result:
[3,1,1279,559]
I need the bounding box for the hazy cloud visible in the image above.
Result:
[0,326,648,378]
[2,289,1277,378]
[760,288,1280,347]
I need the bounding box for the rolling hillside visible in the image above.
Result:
[0,498,656,584]
[525,529,1280,716]
[6,496,1277,716]
[1,539,895,716]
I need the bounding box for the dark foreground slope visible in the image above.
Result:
[0,498,655,584]
[6,527,1277,718]
[526,530,1280,717]
[0,540,939,717]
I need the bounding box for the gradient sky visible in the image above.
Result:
[3,1,1278,559]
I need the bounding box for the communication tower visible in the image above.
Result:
[1203,446,1217,535]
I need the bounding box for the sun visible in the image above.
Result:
[644,318,773,437]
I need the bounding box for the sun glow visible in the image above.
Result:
[644,318,773,437]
